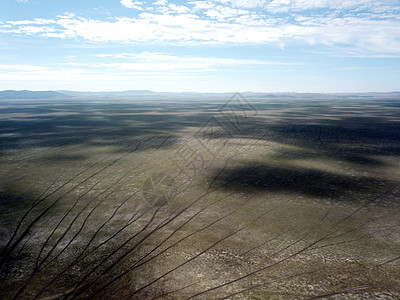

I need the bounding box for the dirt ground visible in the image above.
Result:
[1,96,400,299]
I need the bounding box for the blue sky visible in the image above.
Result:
[0,0,399,92]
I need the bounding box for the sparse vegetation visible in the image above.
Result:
[1,95,400,299]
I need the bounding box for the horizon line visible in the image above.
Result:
[1,89,400,94]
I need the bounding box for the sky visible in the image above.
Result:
[0,0,399,92]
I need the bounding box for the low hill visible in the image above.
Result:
[0,90,68,99]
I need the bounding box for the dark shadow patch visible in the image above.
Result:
[209,165,396,199]
[0,192,28,206]
[197,105,400,167]
[42,153,88,163]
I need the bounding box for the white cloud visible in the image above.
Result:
[204,5,249,21]
[1,0,400,56]
[0,64,49,71]
[7,18,56,25]
[94,51,296,68]
[0,63,188,83]
[167,4,190,13]
[19,25,57,35]
[215,0,375,11]
[0,52,297,84]
[120,0,144,10]
[0,53,295,87]
[154,0,168,5]
[189,1,215,10]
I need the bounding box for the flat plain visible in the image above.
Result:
[1,95,400,299]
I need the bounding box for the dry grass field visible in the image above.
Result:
[1,95,400,299]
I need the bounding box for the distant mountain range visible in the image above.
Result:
[1,89,400,100]
[0,90,68,99]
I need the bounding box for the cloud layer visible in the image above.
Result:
[0,51,294,81]
[1,0,399,55]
